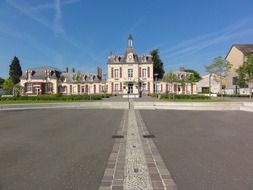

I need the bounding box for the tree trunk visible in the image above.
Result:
[209,74,211,97]
[249,80,252,99]
[220,81,223,98]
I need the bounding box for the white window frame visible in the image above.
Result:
[115,83,119,92]
[27,83,32,92]
[128,69,133,78]
[142,68,147,78]
[114,69,119,79]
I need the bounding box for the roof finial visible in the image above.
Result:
[128,34,133,48]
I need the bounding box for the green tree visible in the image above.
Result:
[184,69,201,82]
[0,77,5,87]
[187,73,197,94]
[75,71,82,83]
[205,56,232,97]
[164,71,175,99]
[13,84,24,96]
[150,49,165,79]
[237,54,253,98]
[3,79,14,94]
[9,56,22,84]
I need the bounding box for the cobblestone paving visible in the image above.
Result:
[135,110,177,190]
[99,100,177,190]
[124,109,153,190]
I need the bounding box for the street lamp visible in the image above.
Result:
[154,73,158,94]
[209,73,212,97]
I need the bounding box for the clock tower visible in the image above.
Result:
[126,34,135,63]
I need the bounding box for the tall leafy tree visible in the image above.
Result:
[205,56,232,97]
[0,77,5,87]
[2,79,14,94]
[164,71,175,98]
[9,56,22,84]
[237,54,253,98]
[184,69,201,82]
[150,49,165,79]
[187,73,197,94]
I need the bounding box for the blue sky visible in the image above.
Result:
[1,0,253,78]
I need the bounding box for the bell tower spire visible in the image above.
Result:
[128,34,133,48]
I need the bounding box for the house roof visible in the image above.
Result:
[226,44,253,59]
[21,66,61,80]
[234,44,253,54]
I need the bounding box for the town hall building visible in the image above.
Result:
[107,35,154,96]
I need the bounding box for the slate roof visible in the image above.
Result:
[60,72,101,83]
[21,66,101,83]
[234,44,253,55]
[21,66,61,80]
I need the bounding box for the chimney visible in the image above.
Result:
[97,67,102,80]
[72,68,75,73]
[66,67,69,73]
[179,66,185,72]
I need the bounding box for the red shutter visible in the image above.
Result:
[111,67,114,78]
[85,85,88,93]
[148,82,150,93]
[111,82,114,93]
[166,84,168,93]
[70,85,72,94]
[148,67,150,78]
[174,84,177,94]
[120,82,122,92]
[78,85,80,94]
[120,67,122,78]
[139,67,141,77]
[182,85,185,94]
[191,84,193,94]
[161,84,163,92]
[94,84,96,94]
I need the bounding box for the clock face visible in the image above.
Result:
[128,55,132,59]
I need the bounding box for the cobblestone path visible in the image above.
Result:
[99,100,177,190]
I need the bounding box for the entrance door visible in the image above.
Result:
[128,84,133,94]
[35,87,40,95]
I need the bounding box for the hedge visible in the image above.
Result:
[217,94,250,98]
[160,94,210,100]
[0,94,103,101]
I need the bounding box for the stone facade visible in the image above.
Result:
[20,66,103,95]
[224,44,253,94]
[155,67,197,95]
[107,35,154,96]
[197,74,220,94]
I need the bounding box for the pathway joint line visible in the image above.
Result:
[135,110,178,190]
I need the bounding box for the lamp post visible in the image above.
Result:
[154,73,158,94]
[209,73,212,97]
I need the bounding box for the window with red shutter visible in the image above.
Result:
[111,67,114,78]
[148,67,150,78]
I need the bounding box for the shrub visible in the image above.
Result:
[217,94,249,98]
[0,94,103,101]
[160,94,210,100]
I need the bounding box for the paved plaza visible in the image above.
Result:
[0,103,253,190]
[0,109,123,190]
[141,110,253,190]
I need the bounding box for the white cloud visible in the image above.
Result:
[161,17,253,59]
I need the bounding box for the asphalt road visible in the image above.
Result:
[0,109,123,190]
[140,110,253,190]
